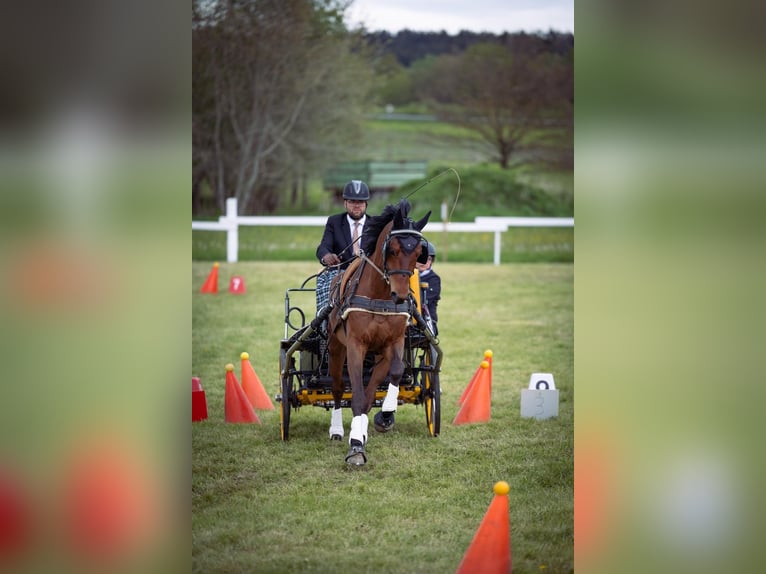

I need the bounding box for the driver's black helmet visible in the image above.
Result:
[342,180,370,201]
[427,242,436,259]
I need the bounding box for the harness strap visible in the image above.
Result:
[341,308,410,320]
[359,252,387,283]
[389,229,425,240]
[386,268,414,277]
[340,295,411,320]
[360,251,413,281]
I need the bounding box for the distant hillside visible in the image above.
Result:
[335,119,573,220]
[398,164,573,222]
[363,29,573,67]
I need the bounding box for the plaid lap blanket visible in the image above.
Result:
[316,269,338,314]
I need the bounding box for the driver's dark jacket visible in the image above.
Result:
[316,213,366,270]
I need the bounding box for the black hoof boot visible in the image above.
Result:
[374,411,395,433]
[331,434,343,441]
[345,440,367,466]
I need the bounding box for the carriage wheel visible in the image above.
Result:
[279,348,292,441]
[422,347,441,437]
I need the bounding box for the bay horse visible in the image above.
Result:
[326,199,430,466]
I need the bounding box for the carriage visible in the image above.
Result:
[277,270,443,441]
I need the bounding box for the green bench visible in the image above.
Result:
[324,160,428,197]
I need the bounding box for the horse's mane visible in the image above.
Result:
[361,199,412,255]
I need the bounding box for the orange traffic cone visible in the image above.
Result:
[224,364,260,424]
[192,377,208,421]
[458,350,493,405]
[229,276,246,294]
[200,262,219,293]
[453,360,491,425]
[240,352,274,410]
[455,481,512,574]
[485,349,493,390]
[458,364,482,406]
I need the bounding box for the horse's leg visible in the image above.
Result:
[328,333,346,441]
[365,353,390,414]
[345,341,369,466]
[374,340,405,433]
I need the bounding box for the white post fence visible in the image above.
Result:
[192,198,574,265]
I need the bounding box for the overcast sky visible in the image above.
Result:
[346,0,574,35]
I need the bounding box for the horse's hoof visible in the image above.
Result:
[345,444,367,466]
[374,411,395,433]
[331,434,343,441]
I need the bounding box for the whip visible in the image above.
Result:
[403,167,461,224]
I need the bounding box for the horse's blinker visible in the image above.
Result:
[381,229,425,281]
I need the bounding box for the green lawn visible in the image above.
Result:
[192,261,573,573]
[357,119,489,165]
[192,226,574,264]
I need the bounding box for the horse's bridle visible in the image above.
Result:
[361,229,425,285]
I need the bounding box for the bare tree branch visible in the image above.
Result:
[192,0,372,213]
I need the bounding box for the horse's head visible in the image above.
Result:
[382,201,431,304]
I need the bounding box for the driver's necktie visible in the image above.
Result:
[353,222,360,255]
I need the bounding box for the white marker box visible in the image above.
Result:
[521,373,558,419]
[520,389,559,419]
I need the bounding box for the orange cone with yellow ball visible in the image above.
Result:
[485,349,493,389]
[455,481,512,574]
[453,359,491,425]
[240,352,274,410]
[200,262,219,293]
[224,364,260,424]
[458,350,493,405]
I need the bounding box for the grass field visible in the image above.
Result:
[357,119,489,165]
[192,261,573,573]
[192,226,574,264]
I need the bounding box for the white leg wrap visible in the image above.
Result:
[329,408,344,439]
[349,414,368,445]
[382,384,399,412]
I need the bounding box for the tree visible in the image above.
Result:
[193,0,373,214]
[416,42,573,169]
[371,54,415,107]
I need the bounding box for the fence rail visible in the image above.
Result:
[192,198,574,265]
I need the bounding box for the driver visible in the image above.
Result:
[315,180,370,314]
